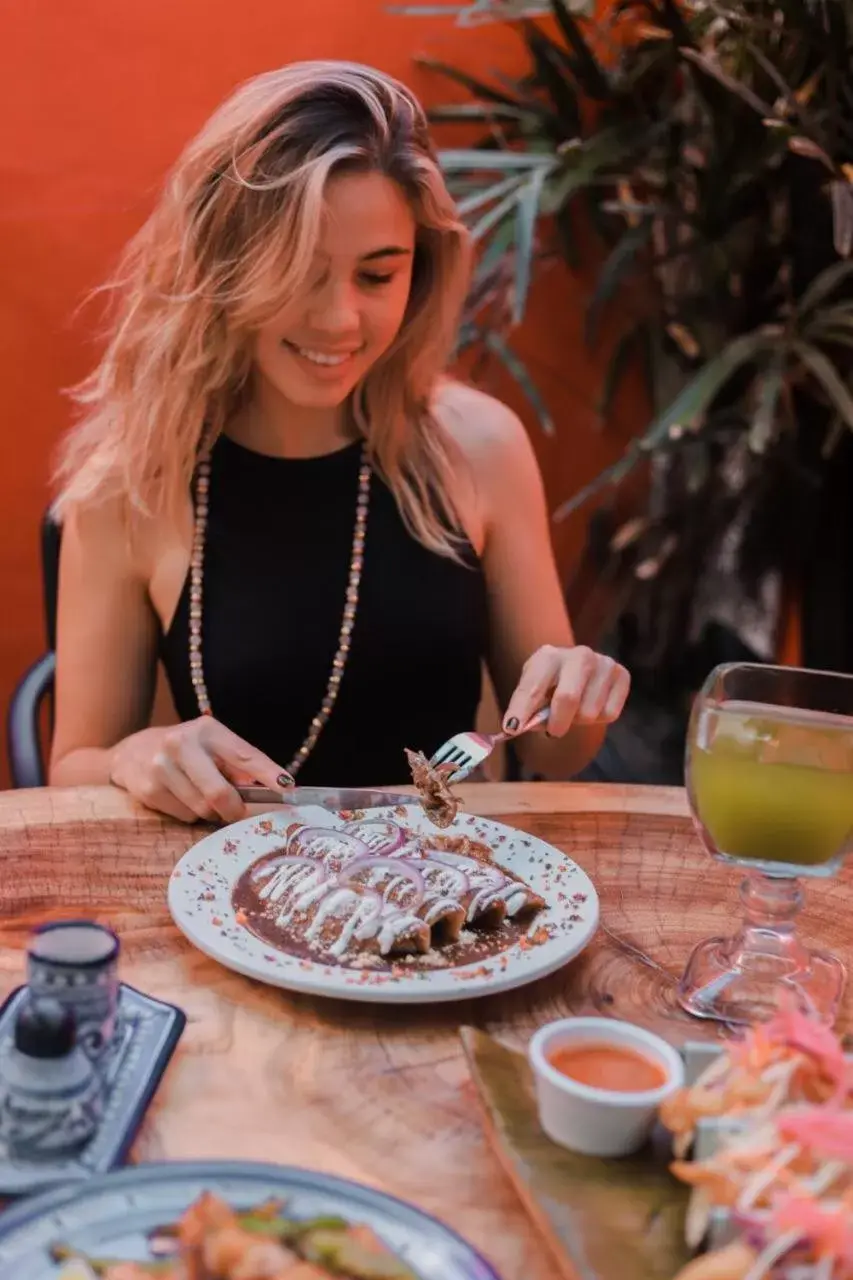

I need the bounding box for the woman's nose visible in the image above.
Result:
[307,280,360,335]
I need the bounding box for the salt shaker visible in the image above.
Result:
[0,996,103,1156]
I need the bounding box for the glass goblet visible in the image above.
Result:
[677,662,853,1025]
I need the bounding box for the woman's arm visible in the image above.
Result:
[49,498,160,786]
[439,384,629,779]
[49,498,290,822]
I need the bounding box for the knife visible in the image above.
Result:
[236,785,419,813]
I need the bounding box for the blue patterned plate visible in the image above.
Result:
[0,1159,501,1278]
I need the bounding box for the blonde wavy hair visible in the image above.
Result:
[54,60,472,555]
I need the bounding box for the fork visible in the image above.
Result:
[429,707,551,782]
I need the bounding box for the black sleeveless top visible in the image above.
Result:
[160,436,490,786]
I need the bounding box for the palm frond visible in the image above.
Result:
[791,341,853,431]
[404,0,853,675]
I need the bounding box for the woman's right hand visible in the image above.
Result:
[108,716,290,825]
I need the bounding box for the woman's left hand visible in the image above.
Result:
[502,645,631,738]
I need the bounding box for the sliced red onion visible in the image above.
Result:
[341,819,406,854]
[338,856,426,910]
[286,827,371,868]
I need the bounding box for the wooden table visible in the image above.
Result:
[0,783,850,1279]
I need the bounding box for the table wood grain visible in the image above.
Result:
[0,783,850,1280]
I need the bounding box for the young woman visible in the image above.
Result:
[49,60,630,824]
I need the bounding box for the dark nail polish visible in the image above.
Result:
[505,717,520,732]
[277,772,295,789]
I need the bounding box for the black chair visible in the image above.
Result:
[7,515,62,788]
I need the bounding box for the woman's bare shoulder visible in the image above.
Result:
[60,492,189,585]
[432,377,539,491]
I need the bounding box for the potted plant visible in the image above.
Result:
[399,0,853,780]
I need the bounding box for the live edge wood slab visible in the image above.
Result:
[0,783,849,1279]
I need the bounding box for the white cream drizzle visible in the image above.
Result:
[418,849,529,920]
[252,850,425,957]
[247,827,538,960]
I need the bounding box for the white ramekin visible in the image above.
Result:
[528,1016,684,1157]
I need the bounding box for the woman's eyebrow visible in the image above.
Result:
[360,246,413,262]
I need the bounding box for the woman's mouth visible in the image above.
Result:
[282,341,362,369]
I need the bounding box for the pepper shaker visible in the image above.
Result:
[27,920,120,1058]
[0,996,103,1156]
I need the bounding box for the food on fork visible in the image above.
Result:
[404,748,459,829]
[54,1190,418,1279]
[232,818,546,970]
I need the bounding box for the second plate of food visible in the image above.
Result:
[0,1159,499,1278]
[168,802,598,1003]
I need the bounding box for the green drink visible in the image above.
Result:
[690,700,853,869]
[679,665,853,1025]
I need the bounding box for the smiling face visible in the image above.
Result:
[252,169,417,412]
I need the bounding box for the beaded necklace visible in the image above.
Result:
[187,445,371,777]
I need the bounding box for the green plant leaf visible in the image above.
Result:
[822,414,846,458]
[481,330,555,433]
[652,0,693,44]
[643,332,774,442]
[469,185,525,241]
[428,103,542,123]
[548,0,612,100]
[585,223,653,346]
[513,166,548,322]
[523,24,582,135]
[749,352,786,453]
[791,340,853,430]
[455,320,481,353]
[808,327,853,351]
[830,180,853,258]
[439,148,557,171]
[802,305,853,348]
[555,330,776,518]
[680,48,773,117]
[553,443,647,520]
[598,323,645,421]
[540,126,647,215]
[457,174,528,218]
[415,57,529,107]
[554,198,580,268]
[796,260,853,315]
[473,217,516,282]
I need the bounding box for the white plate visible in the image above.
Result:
[168,803,598,1003]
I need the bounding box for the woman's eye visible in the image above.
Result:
[360,272,395,287]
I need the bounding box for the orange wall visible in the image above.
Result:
[0,1,641,786]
